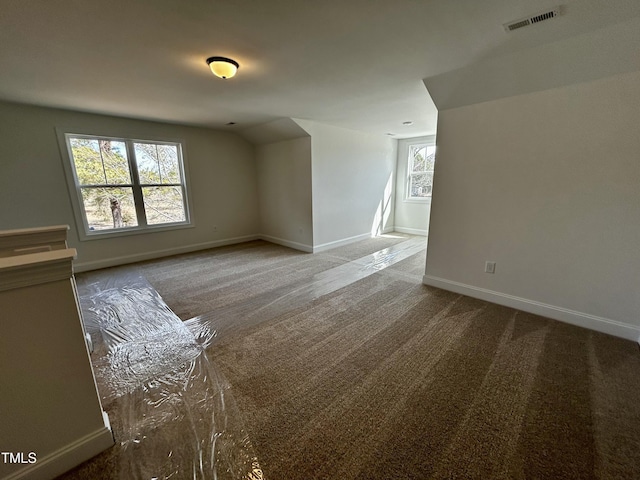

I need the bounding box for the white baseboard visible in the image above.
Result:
[259,234,313,253]
[2,423,114,480]
[312,232,372,253]
[73,229,418,273]
[422,275,640,342]
[394,227,428,236]
[74,234,260,272]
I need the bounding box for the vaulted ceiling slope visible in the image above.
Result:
[1,1,639,138]
[424,14,640,110]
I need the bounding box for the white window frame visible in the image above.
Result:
[57,128,193,240]
[405,142,436,202]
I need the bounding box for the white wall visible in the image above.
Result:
[394,136,436,236]
[295,120,397,250]
[1,274,114,480]
[424,70,640,340]
[0,101,259,271]
[256,137,313,251]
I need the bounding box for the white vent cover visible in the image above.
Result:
[504,7,561,32]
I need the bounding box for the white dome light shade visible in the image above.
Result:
[206,56,239,79]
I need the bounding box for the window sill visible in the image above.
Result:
[78,221,194,241]
[403,197,432,204]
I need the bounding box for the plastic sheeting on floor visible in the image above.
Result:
[186,236,428,340]
[74,236,426,479]
[77,272,263,480]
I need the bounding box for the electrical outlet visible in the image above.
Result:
[485,261,496,274]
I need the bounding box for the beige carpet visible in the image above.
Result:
[59,236,640,479]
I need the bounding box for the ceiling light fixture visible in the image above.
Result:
[206,56,239,79]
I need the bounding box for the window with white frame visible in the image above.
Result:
[62,133,190,237]
[407,143,436,199]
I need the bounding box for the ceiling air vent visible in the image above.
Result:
[504,6,561,32]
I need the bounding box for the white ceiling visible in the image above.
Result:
[1,0,638,139]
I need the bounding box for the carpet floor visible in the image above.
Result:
[59,235,640,479]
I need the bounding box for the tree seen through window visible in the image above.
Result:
[408,144,436,199]
[67,135,188,232]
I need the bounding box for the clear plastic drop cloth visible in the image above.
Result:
[73,237,424,479]
[198,236,428,334]
[152,237,427,352]
[77,272,263,480]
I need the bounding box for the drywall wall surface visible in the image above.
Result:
[1,278,112,479]
[240,117,310,145]
[394,136,436,235]
[426,69,640,331]
[0,101,259,270]
[298,120,397,248]
[257,137,313,251]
